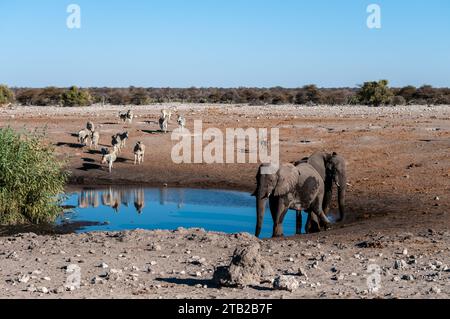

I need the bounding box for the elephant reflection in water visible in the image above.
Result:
[159,188,185,208]
[176,189,185,209]
[78,190,99,208]
[159,188,168,205]
[134,189,145,214]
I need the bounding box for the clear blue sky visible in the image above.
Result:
[1,0,449,88]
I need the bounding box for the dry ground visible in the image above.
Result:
[0,103,448,298]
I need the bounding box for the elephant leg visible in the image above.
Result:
[272,199,288,238]
[295,210,302,235]
[269,196,278,226]
[306,210,321,234]
[313,197,331,231]
[322,177,333,215]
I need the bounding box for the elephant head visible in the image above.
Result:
[326,152,347,221]
[253,163,299,237]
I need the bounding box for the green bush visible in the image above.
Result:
[61,86,92,107]
[0,85,15,106]
[356,80,394,106]
[0,128,68,225]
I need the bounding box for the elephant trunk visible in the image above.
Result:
[255,196,267,237]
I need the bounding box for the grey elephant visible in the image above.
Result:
[253,163,331,238]
[298,152,347,221]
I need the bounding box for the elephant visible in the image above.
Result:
[253,163,331,238]
[295,152,347,231]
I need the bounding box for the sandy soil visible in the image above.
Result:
[0,103,449,299]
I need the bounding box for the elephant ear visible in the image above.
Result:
[273,164,299,197]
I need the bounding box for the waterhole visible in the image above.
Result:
[60,187,311,238]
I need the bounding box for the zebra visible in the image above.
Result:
[101,148,118,173]
[133,141,146,165]
[177,115,186,131]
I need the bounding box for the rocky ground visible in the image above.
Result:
[0,227,448,299]
[0,103,449,299]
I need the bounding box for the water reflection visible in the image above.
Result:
[74,187,199,214]
[62,187,304,238]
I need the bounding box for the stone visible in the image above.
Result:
[297,267,308,279]
[213,243,273,288]
[430,286,441,294]
[394,260,407,270]
[149,243,162,251]
[18,275,30,284]
[402,274,415,281]
[54,286,65,294]
[37,287,49,294]
[273,275,299,292]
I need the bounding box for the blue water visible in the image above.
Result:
[59,187,309,238]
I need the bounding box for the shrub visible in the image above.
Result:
[391,96,406,106]
[0,85,15,107]
[356,80,393,106]
[15,89,37,106]
[130,89,150,105]
[295,85,323,105]
[34,87,64,106]
[61,86,92,107]
[0,128,68,225]
[397,85,417,102]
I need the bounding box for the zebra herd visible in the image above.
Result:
[76,108,185,173]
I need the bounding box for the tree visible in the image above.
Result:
[130,88,150,105]
[16,89,37,106]
[34,87,64,106]
[356,80,393,106]
[397,85,416,102]
[294,85,322,105]
[61,86,92,107]
[0,85,15,107]
[415,85,438,103]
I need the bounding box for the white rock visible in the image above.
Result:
[37,287,49,294]
[273,275,300,292]
[18,275,30,283]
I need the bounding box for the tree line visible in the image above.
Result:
[1,81,450,107]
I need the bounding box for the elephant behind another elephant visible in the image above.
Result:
[295,151,347,223]
[253,163,331,238]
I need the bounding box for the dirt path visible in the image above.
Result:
[0,104,449,298]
